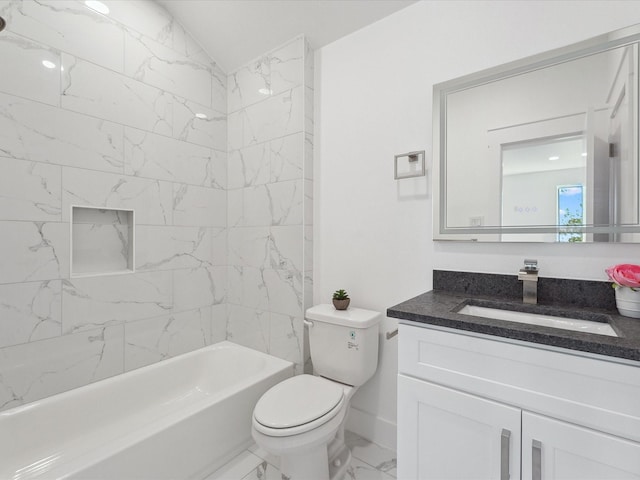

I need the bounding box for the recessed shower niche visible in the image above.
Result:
[71,206,135,277]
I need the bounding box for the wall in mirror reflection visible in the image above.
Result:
[444,43,639,242]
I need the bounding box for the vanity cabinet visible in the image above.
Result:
[397,324,640,479]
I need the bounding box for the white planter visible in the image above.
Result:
[615,287,640,318]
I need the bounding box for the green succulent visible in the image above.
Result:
[333,289,349,300]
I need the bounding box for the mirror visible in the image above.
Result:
[434,24,640,242]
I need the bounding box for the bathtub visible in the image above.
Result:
[0,341,293,480]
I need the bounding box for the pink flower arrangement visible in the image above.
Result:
[606,264,640,289]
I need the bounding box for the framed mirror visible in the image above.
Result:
[434,24,640,242]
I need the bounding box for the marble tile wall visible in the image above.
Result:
[0,0,227,411]
[226,37,313,373]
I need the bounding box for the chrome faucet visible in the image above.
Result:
[518,259,539,304]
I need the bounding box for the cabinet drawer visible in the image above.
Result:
[399,324,640,442]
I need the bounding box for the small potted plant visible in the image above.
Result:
[332,289,350,310]
[606,264,640,318]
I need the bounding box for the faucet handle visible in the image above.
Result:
[523,259,538,271]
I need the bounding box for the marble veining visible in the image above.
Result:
[0,31,61,106]
[0,0,126,72]
[61,53,174,136]
[0,324,124,411]
[0,280,62,348]
[124,307,212,371]
[0,0,232,411]
[0,157,62,221]
[0,92,125,172]
[124,30,212,107]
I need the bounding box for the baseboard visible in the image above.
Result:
[346,406,397,451]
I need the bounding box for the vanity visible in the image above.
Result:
[389,271,640,479]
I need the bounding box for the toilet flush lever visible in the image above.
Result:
[303,319,314,328]
[386,329,398,340]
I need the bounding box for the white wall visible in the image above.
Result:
[315,0,640,449]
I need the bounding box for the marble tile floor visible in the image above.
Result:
[205,431,397,480]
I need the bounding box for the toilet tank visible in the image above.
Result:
[306,304,381,386]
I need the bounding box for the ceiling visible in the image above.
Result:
[157,0,417,73]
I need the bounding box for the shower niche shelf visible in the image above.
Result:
[71,206,135,277]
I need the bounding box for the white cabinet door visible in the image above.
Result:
[398,374,521,480]
[522,411,640,480]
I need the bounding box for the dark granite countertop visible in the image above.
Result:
[388,271,640,362]
[388,290,640,361]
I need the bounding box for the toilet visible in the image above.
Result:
[251,304,381,480]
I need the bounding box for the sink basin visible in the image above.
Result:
[458,304,618,337]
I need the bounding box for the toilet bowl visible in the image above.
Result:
[252,374,355,479]
[251,304,381,480]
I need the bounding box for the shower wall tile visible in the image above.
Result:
[0,32,60,106]
[62,167,173,225]
[211,64,228,114]
[227,305,270,354]
[228,142,271,189]
[271,133,304,183]
[225,37,312,367]
[268,179,304,226]
[304,132,313,180]
[0,324,124,411]
[61,54,173,136]
[270,226,304,271]
[61,271,172,333]
[135,226,212,272]
[304,178,313,226]
[227,56,270,113]
[124,307,212,372]
[227,227,270,267]
[0,221,69,284]
[270,38,304,96]
[0,0,227,411]
[305,86,314,133]
[239,266,270,311]
[304,37,314,89]
[0,280,62,349]
[0,157,62,222]
[211,227,227,266]
[243,87,303,147]
[227,189,244,228]
[304,226,313,271]
[0,0,125,72]
[101,0,174,50]
[211,303,228,344]
[264,269,303,317]
[173,98,227,151]
[172,183,226,227]
[124,32,212,107]
[173,266,226,312]
[0,92,124,173]
[226,109,245,152]
[124,127,215,187]
[269,313,303,366]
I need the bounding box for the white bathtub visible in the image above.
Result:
[0,341,293,480]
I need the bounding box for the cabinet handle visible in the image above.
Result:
[532,439,542,480]
[500,428,511,480]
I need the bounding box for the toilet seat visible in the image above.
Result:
[253,375,345,437]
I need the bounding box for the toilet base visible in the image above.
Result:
[278,439,351,480]
[328,441,352,480]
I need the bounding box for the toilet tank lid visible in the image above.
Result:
[306,304,381,328]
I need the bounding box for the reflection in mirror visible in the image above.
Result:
[435,25,640,242]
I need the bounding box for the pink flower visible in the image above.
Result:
[606,264,640,288]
